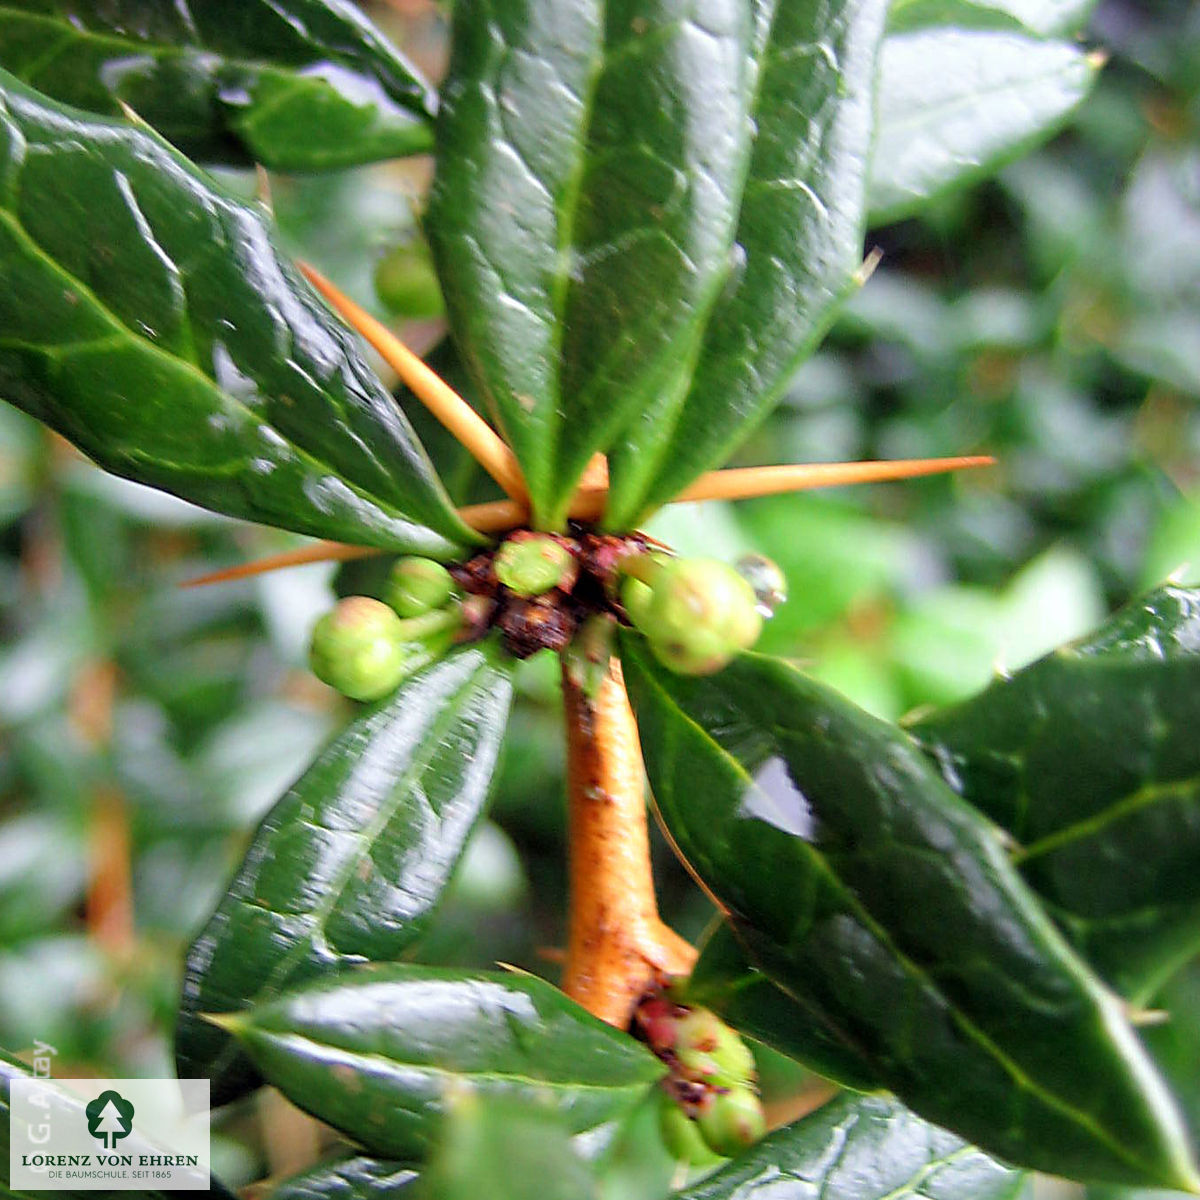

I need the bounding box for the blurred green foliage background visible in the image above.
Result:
[0,0,1197,1192]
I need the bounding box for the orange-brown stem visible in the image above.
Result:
[257,1090,322,1181]
[298,263,528,504]
[561,656,696,1027]
[763,1079,839,1132]
[457,497,531,533]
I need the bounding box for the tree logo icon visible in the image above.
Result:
[85,1090,135,1150]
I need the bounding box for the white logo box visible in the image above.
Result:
[9,1078,210,1191]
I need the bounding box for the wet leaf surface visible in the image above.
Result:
[268,1155,420,1200]
[175,643,514,1105]
[221,963,665,1158]
[0,0,434,168]
[621,632,1199,1189]
[0,72,474,555]
[674,1092,1027,1200]
[869,23,1097,221]
[604,0,889,527]
[910,586,1200,1002]
[431,0,886,530]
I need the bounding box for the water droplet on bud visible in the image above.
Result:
[736,554,787,617]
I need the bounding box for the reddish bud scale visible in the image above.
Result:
[440,531,655,659]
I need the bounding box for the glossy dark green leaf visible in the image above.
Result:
[429,0,755,529]
[219,963,666,1159]
[0,72,476,556]
[1142,962,1200,1154]
[578,1088,677,1200]
[620,632,1200,1189]
[175,643,514,1105]
[603,0,889,527]
[869,27,1097,222]
[686,920,881,1092]
[269,1156,419,1200]
[674,1092,1027,1200]
[423,1093,598,1200]
[886,0,1094,37]
[0,1,434,168]
[909,586,1200,1003]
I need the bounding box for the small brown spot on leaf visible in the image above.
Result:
[331,1064,363,1093]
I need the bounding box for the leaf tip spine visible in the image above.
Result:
[116,99,149,128]
[855,246,884,287]
[198,1010,245,1033]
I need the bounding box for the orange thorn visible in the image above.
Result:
[298,262,528,505]
[177,506,537,590]
[671,456,995,504]
[181,458,994,588]
[455,498,531,534]
[180,541,377,588]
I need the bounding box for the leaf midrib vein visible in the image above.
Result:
[254,1029,658,1094]
[1013,774,1200,865]
[255,660,497,975]
[0,203,441,537]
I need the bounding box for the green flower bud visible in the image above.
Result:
[657,1090,727,1167]
[709,1026,756,1087]
[373,237,445,319]
[673,1008,727,1080]
[646,628,731,677]
[385,557,456,617]
[696,1085,766,1159]
[629,558,762,675]
[620,575,654,628]
[495,535,574,597]
[309,597,413,701]
[674,1010,756,1088]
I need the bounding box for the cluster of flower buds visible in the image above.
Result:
[634,990,766,1165]
[307,533,789,697]
[308,558,463,701]
[451,530,585,659]
[619,553,785,676]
